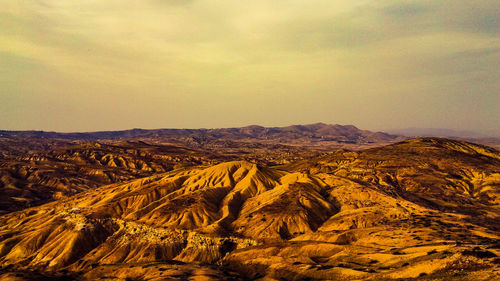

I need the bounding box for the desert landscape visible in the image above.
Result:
[2,0,499,280]
[0,125,499,280]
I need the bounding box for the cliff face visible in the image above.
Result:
[0,138,499,280]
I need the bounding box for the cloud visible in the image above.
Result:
[0,0,498,132]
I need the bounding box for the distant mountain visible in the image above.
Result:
[0,123,402,146]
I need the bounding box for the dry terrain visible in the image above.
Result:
[0,124,399,214]
[0,126,498,280]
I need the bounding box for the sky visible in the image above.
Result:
[0,0,499,133]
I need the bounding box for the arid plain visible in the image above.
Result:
[0,124,499,281]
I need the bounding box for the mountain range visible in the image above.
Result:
[0,123,400,146]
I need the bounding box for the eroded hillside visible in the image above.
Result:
[0,138,499,280]
[0,141,216,214]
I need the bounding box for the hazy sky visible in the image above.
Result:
[1,0,499,133]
